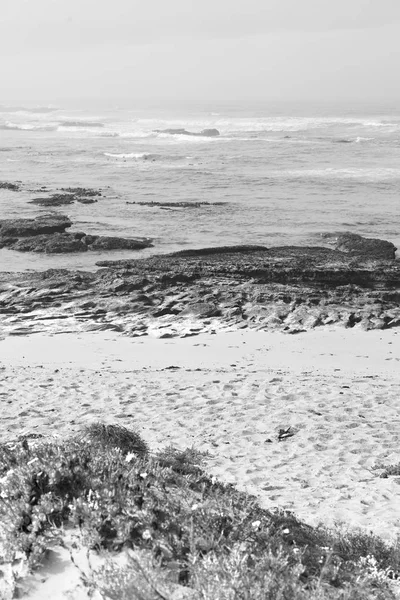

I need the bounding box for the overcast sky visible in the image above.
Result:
[1,0,400,107]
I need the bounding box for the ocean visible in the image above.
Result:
[1,102,400,272]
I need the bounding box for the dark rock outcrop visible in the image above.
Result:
[325,232,396,260]
[0,215,152,253]
[88,236,152,251]
[1,237,400,338]
[29,194,75,207]
[60,187,101,197]
[126,201,227,208]
[0,214,72,238]
[11,233,88,253]
[0,181,21,191]
[333,233,396,259]
[198,128,220,137]
[76,198,97,205]
[29,187,101,207]
[170,245,268,257]
[154,128,220,137]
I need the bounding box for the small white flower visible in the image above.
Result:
[282,528,290,534]
[142,530,152,540]
[191,504,199,511]
[125,453,135,463]
[251,520,261,530]
[139,472,148,479]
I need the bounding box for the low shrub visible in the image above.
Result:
[0,424,399,599]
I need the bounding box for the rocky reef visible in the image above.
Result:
[29,187,102,206]
[1,236,400,338]
[0,181,21,191]
[0,214,72,238]
[0,215,153,254]
[323,232,396,260]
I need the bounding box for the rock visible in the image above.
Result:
[126,201,227,208]
[29,194,75,207]
[332,233,396,260]
[1,239,400,339]
[180,302,221,318]
[29,187,101,206]
[154,128,220,137]
[200,128,220,137]
[87,236,153,251]
[0,216,153,253]
[11,233,88,253]
[76,198,97,204]
[60,187,102,197]
[0,181,20,191]
[0,214,72,237]
[171,245,268,258]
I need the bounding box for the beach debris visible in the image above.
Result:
[278,427,295,442]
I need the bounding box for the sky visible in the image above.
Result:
[1,0,400,107]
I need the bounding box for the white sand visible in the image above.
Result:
[1,327,400,544]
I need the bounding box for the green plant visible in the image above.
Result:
[379,463,400,478]
[78,422,149,457]
[1,425,399,599]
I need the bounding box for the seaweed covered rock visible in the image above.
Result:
[29,194,75,207]
[29,187,101,206]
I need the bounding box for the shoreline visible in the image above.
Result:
[2,327,400,541]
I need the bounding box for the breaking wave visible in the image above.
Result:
[273,167,400,181]
[104,152,154,159]
[0,105,58,114]
[103,152,187,162]
[0,121,57,131]
[58,120,105,128]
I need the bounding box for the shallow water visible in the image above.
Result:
[1,103,400,271]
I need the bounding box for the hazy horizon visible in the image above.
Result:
[1,0,400,107]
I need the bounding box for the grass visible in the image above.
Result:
[0,423,399,599]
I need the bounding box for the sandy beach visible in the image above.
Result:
[2,327,400,543]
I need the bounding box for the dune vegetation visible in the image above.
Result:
[1,423,400,599]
